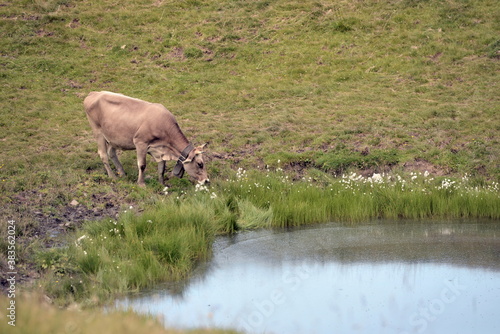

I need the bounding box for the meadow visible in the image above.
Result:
[0,0,499,332]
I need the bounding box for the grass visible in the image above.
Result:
[1,0,499,185]
[0,0,499,331]
[36,198,220,305]
[32,168,500,306]
[0,293,238,334]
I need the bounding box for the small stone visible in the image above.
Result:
[70,199,79,206]
[43,295,53,305]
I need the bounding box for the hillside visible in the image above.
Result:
[2,0,499,179]
[1,0,499,295]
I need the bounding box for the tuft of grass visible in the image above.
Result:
[35,197,219,305]
[316,148,400,175]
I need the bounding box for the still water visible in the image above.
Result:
[117,221,500,334]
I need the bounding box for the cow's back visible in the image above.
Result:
[84,91,182,150]
[85,91,149,117]
[85,91,161,128]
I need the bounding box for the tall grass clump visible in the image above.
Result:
[37,198,218,305]
[211,168,500,227]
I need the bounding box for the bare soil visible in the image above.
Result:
[1,189,127,293]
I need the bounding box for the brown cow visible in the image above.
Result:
[84,91,209,186]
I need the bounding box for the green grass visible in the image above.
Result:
[36,198,219,304]
[34,169,500,306]
[1,0,499,186]
[0,293,239,334]
[0,0,499,327]
[220,169,500,225]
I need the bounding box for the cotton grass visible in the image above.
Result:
[39,168,499,306]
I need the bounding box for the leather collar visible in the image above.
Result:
[173,143,194,178]
[179,143,194,162]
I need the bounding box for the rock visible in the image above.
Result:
[43,295,53,305]
[70,199,79,206]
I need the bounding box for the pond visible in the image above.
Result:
[116,220,500,334]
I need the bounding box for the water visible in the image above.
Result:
[117,221,500,334]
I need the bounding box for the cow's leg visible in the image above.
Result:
[107,146,126,177]
[157,161,166,185]
[96,135,116,179]
[135,143,148,187]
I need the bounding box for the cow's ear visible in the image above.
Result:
[197,143,208,154]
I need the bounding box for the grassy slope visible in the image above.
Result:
[1,0,499,183]
[0,0,499,330]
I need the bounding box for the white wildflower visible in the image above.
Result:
[368,173,383,184]
[348,173,363,182]
[195,183,209,192]
[438,179,456,190]
[236,167,247,180]
[75,235,87,247]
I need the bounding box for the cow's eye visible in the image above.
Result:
[198,162,204,168]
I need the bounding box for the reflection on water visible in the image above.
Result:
[117,220,500,334]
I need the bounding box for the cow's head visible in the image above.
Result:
[182,144,209,184]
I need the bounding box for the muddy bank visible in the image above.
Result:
[1,189,128,293]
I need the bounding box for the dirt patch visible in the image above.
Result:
[1,190,128,293]
[67,18,81,29]
[166,47,186,61]
[403,158,447,176]
[10,190,125,244]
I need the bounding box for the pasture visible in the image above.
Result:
[0,0,499,332]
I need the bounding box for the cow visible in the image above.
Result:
[84,91,209,186]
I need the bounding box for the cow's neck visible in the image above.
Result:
[178,143,194,160]
[168,128,191,158]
